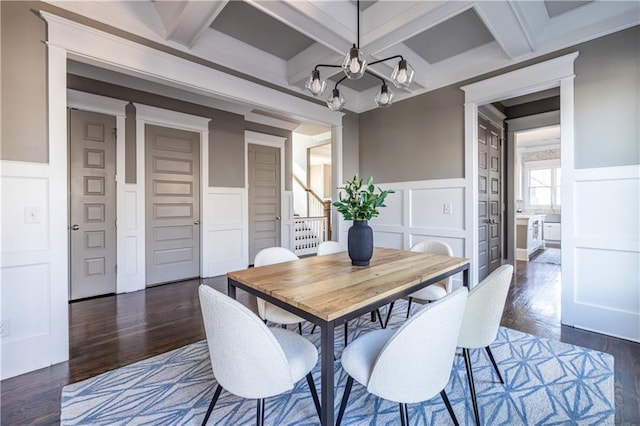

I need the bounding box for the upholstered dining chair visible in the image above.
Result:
[254,247,305,334]
[407,240,454,316]
[316,240,343,256]
[336,287,469,426]
[457,264,514,426]
[383,240,455,325]
[198,285,321,426]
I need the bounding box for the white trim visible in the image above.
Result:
[67,89,128,117]
[40,11,341,127]
[462,52,577,287]
[134,104,210,131]
[65,90,134,294]
[244,131,288,251]
[134,103,211,288]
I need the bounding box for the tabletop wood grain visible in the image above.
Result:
[227,247,470,321]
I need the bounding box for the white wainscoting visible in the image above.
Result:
[564,165,639,342]
[116,185,145,293]
[0,161,68,379]
[203,187,248,277]
[367,178,468,288]
[282,191,294,251]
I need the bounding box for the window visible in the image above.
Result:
[524,160,561,208]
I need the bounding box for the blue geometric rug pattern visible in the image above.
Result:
[61,300,614,425]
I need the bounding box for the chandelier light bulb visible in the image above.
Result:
[327,88,345,111]
[342,45,367,80]
[311,79,322,93]
[349,57,361,74]
[396,68,407,85]
[374,83,394,108]
[305,70,327,97]
[391,59,414,88]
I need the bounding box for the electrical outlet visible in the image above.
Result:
[443,203,452,215]
[0,319,10,337]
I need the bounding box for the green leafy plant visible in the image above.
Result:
[332,175,394,221]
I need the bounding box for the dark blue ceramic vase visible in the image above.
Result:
[348,220,373,266]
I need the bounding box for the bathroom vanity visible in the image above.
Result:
[516,214,545,260]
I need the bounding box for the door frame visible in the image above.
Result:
[461,52,577,321]
[67,90,128,294]
[135,104,210,289]
[245,131,289,255]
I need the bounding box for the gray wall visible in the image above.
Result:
[359,85,465,182]
[358,25,640,183]
[341,111,360,181]
[1,1,47,162]
[574,26,639,168]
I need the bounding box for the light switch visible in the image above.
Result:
[24,207,41,224]
[443,203,452,215]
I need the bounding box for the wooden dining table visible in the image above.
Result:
[227,247,470,426]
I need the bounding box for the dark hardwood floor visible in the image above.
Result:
[2,251,638,424]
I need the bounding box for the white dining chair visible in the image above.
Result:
[407,240,454,316]
[336,287,469,426]
[254,247,305,334]
[198,285,321,426]
[457,264,514,426]
[316,240,343,256]
[383,240,455,325]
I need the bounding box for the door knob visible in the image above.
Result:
[275,216,281,220]
[194,220,200,225]
[71,224,80,231]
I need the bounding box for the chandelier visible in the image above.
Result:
[304,0,415,111]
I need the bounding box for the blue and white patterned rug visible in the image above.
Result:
[61,301,614,425]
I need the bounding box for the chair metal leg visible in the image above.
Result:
[256,398,265,426]
[399,403,409,426]
[485,346,504,384]
[406,297,414,318]
[344,321,349,346]
[305,373,322,420]
[462,348,481,426]
[440,390,459,426]
[298,322,303,335]
[383,301,395,328]
[310,324,317,334]
[201,384,222,426]
[336,376,354,426]
[281,324,286,329]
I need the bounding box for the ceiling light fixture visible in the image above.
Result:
[305,0,415,111]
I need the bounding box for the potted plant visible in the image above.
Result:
[333,175,394,266]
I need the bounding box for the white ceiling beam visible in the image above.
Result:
[534,1,640,49]
[360,1,474,55]
[473,2,534,59]
[193,29,289,88]
[287,43,343,87]
[508,0,550,50]
[247,0,355,53]
[164,0,229,48]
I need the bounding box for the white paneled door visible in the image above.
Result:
[145,124,200,286]
[69,109,117,300]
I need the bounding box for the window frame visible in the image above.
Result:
[524,159,561,209]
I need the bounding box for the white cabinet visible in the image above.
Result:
[516,215,544,260]
[544,222,561,241]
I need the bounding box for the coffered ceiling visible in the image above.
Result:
[50,0,639,115]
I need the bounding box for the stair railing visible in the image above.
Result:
[293,176,332,254]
